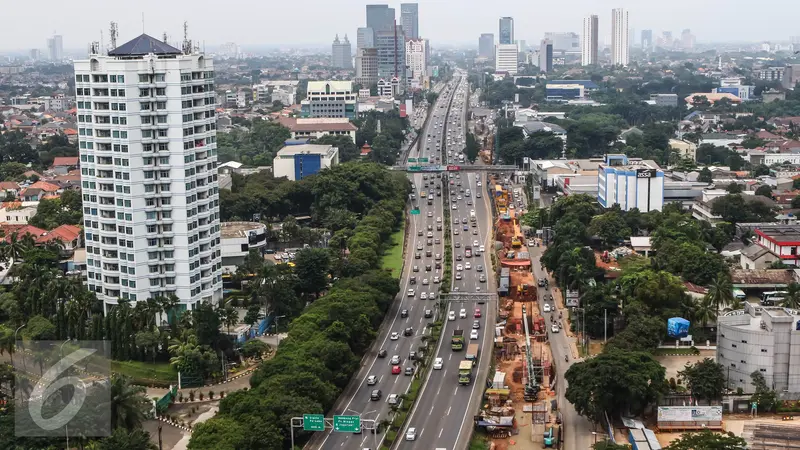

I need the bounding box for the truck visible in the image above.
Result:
[451,329,465,351]
[465,344,480,366]
[465,245,472,258]
[458,360,473,385]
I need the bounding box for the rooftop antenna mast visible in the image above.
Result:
[163,32,168,44]
[110,22,118,50]
[182,21,193,55]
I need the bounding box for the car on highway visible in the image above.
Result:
[404,327,414,336]
[456,264,463,271]
[459,308,467,318]
[448,311,456,321]
[404,367,414,376]
[452,204,457,209]
[370,389,382,400]
[543,303,551,312]
[367,375,378,385]
[390,331,400,340]
[453,229,459,235]
[455,242,461,248]
[388,393,400,405]
[465,262,472,270]
[390,355,401,365]
[401,309,408,318]
[470,329,479,340]
[420,292,427,300]
[407,289,415,297]
[476,264,484,272]
[433,276,440,284]
[425,309,433,318]
[391,365,401,375]
[474,308,481,318]
[551,324,559,333]
[433,357,443,370]
[473,320,480,329]
[413,265,419,272]
[406,428,417,441]
[455,272,462,280]
[422,278,429,285]
[479,274,486,283]
[378,349,387,358]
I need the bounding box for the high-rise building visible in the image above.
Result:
[357,27,375,50]
[30,49,41,61]
[301,81,357,119]
[544,32,580,53]
[495,43,518,75]
[400,3,419,39]
[680,29,696,50]
[538,39,553,73]
[47,34,63,62]
[611,8,629,66]
[405,38,428,85]
[641,29,653,50]
[355,47,379,86]
[366,4,395,34]
[515,40,527,52]
[376,25,406,91]
[332,34,353,69]
[479,33,494,58]
[581,15,598,66]
[73,34,222,313]
[499,17,514,45]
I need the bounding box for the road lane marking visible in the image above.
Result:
[453,387,458,396]
[439,428,444,438]
[447,406,451,416]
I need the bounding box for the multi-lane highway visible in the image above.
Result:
[316,79,462,450]
[395,73,497,450]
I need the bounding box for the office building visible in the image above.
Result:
[479,33,495,58]
[544,32,580,54]
[581,15,598,66]
[400,3,419,39]
[641,29,653,50]
[220,222,267,273]
[545,83,584,101]
[680,29,695,50]
[47,34,63,62]
[516,40,527,52]
[495,43,518,75]
[355,47,379,86]
[273,144,340,181]
[376,25,406,91]
[74,33,222,312]
[331,34,353,69]
[499,17,514,45]
[366,4,395,34]
[301,81,357,119]
[717,302,800,393]
[538,39,553,73]
[406,38,428,84]
[611,8,630,66]
[649,93,678,107]
[357,27,375,50]
[30,49,41,61]
[598,154,663,212]
[758,67,785,82]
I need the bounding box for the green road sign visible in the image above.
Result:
[333,415,361,433]
[407,158,417,162]
[410,209,420,215]
[408,166,421,171]
[303,414,325,431]
[419,157,429,162]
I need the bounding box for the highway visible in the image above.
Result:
[395,73,497,450]
[315,78,462,450]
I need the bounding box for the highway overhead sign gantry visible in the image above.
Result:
[303,414,325,431]
[333,415,361,432]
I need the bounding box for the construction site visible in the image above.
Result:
[472,178,561,450]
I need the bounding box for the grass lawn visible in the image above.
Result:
[111,360,178,386]
[381,218,406,278]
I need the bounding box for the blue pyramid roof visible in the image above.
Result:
[109,34,182,56]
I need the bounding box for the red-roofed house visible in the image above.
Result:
[28,181,62,193]
[37,224,82,256]
[3,225,47,243]
[19,188,44,202]
[754,130,782,141]
[0,182,20,199]
[51,156,79,175]
[277,117,357,142]
[22,170,42,179]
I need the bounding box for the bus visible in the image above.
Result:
[761,291,787,306]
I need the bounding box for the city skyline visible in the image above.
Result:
[2,0,798,53]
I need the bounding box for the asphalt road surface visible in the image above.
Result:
[315,78,462,450]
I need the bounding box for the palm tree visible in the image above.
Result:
[706,273,735,313]
[780,282,800,309]
[694,295,717,328]
[220,306,239,334]
[1,232,34,262]
[105,374,150,431]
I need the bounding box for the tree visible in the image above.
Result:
[97,429,158,450]
[565,349,666,423]
[750,370,778,412]
[593,442,631,450]
[0,131,37,164]
[241,340,270,359]
[464,132,480,163]
[665,430,747,450]
[243,305,264,327]
[678,358,726,401]
[107,374,150,431]
[698,167,713,183]
[755,184,773,198]
[293,248,331,297]
[711,194,775,225]
[313,134,359,163]
[589,211,631,248]
[779,282,800,309]
[726,183,743,194]
[706,273,735,312]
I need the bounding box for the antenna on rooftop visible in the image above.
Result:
[110,22,118,50]
[182,21,193,55]
[141,13,145,33]
[163,32,168,44]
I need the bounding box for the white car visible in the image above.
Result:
[433,357,444,370]
[551,324,559,333]
[470,329,479,340]
[452,204,457,210]
[433,276,440,284]
[455,272,462,280]
[456,264,463,271]
[543,304,551,312]
[448,311,456,321]
[465,262,471,270]
[407,289,415,297]
[429,292,436,300]
[367,375,378,385]
[459,308,467,318]
[406,427,417,441]
[420,292,428,300]
[391,332,400,340]
[473,240,479,247]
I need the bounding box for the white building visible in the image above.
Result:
[273,144,340,181]
[495,44,519,75]
[220,221,268,273]
[405,38,428,84]
[581,15,598,66]
[611,8,630,66]
[301,81,357,119]
[597,154,663,212]
[74,34,223,312]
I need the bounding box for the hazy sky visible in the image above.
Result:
[2,0,798,52]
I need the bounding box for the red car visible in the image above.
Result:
[474,308,482,318]
[391,365,401,375]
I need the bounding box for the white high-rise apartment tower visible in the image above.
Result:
[582,15,598,66]
[74,34,223,313]
[611,8,629,66]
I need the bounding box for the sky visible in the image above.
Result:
[2,0,799,52]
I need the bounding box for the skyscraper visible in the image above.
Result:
[355,48,379,86]
[479,33,494,58]
[366,4,395,34]
[641,30,653,50]
[376,25,406,91]
[581,15,598,66]
[73,33,222,313]
[400,3,419,39]
[47,34,63,62]
[538,39,553,73]
[499,17,514,45]
[680,29,695,50]
[332,34,353,69]
[405,38,427,84]
[357,27,375,50]
[495,44,518,75]
[611,8,629,66]
[544,32,580,53]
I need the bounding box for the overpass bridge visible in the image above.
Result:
[391,163,519,173]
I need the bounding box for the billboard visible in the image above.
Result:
[565,289,580,307]
[399,103,407,118]
[636,169,657,178]
[657,406,722,426]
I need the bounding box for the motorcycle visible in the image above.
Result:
[565,355,569,362]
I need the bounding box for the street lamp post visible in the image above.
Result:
[60,338,72,449]
[12,324,25,368]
